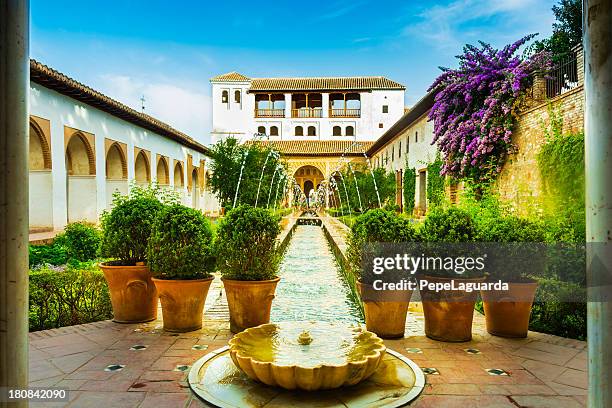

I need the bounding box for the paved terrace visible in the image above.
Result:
[28,214,588,407]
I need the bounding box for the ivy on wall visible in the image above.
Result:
[403,164,416,215]
[426,155,445,208]
[536,103,585,242]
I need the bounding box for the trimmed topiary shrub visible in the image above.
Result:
[29,263,112,331]
[420,206,477,242]
[54,222,101,263]
[100,196,164,265]
[147,204,215,280]
[215,205,282,281]
[347,209,420,282]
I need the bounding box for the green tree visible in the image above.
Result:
[208,137,287,208]
[532,0,582,62]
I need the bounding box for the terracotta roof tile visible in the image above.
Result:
[245,140,374,156]
[30,59,210,155]
[247,76,404,92]
[210,72,251,82]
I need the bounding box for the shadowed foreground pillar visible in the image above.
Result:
[584,0,612,407]
[0,1,29,406]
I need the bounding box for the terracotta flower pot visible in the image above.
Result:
[222,277,280,333]
[357,281,412,338]
[481,280,538,338]
[419,276,484,342]
[99,263,158,323]
[152,276,214,332]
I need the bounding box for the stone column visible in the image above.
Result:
[584,1,612,407]
[0,1,30,406]
[284,93,291,118]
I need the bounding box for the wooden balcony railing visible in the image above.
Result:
[255,108,285,118]
[329,108,360,118]
[291,107,323,118]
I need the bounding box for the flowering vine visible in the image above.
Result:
[428,35,551,181]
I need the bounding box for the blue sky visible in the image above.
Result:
[31,0,557,144]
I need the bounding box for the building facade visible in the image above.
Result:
[366,91,438,214]
[29,60,220,232]
[210,73,405,143]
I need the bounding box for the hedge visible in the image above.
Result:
[29,263,112,331]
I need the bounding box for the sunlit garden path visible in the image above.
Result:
[27,216,588,408]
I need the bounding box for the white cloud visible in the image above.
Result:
[99,74,211,145]
[404,0,555,51]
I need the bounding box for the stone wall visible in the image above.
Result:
[496,85,584,214]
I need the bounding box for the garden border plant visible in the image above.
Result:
[418,206,484,342]
[147,204,216,332]
[215,205,283,333]
[98,184,171,323]
[347,208,420,338]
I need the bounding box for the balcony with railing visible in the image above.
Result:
[329,92,361,118]
[292,107,323,118]
[254,93,285,118]
[329,108,361,118]
[255,108,285,118]
[291,93,323,118]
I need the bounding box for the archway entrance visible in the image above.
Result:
[293,165,324,207]
[66,132,96,223]
[28,121,53,230]
[105,143,128,207]
[192,169,199,209]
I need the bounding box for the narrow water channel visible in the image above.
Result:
[270,225,362,323]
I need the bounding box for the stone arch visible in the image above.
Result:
[191,168,199,209]
[174,161,184,187]
[156,156,170,185]
[66,132,95,175]
[293,164,325,198]
[135,150,150,183]
[29,120,51,170]
[106,143,127,179]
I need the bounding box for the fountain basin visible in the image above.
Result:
[228,321,386,391]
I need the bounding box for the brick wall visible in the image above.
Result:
[495,85,584,214]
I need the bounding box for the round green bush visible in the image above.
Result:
[477,215,545,242]
[347,209,420,282]
[54,222,101,262]
[147,204,215,280]
[100,197,164,265]
[420,207,477,242]
[215,205,281,281]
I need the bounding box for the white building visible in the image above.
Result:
[28,60,220,233]
[210,73,405,143]
[366,91,440,214]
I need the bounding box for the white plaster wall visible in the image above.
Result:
[106,180,128,208]
[211,81,405,143]
[210,81,253,143]
[29,83,219,230]
[372,112,437,212]
[29,171,53,229]
[67,176,98,223]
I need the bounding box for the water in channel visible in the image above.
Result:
[270,225,362,323]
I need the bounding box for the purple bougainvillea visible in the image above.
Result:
[428,35,551,181]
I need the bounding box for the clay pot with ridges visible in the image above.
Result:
[481,280,538,338]
[357,281,412,338]
[99,263,158,323]
[419,275,484,342]
[152,276,214,332]
[222,277,280,333]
